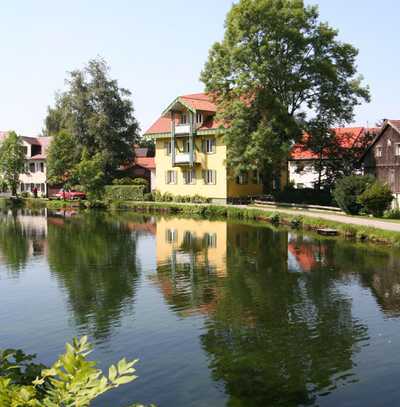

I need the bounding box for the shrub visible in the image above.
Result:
[132,177,149,187]
[357,182,393,217]
[274,186,334,206]
[333,175,374,215]
[384,209,400,219]
[105,185,146,201]
[340,224,357,238]
[0,336,146,406]
[112,177,135,185]
[290,216,303,229]
[270,213,281,225]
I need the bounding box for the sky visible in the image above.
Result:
[0,0,399,136]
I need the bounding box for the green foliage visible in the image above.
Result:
[0,132,25,196]
[105,185,146,201]
[112,177,136,185]
[132,178,149,187]
[357,182,393,217]
[45,57,140,182]
[290,216,303,229]
[274,186,334,206]
[0,336,146,406]
[47,130,79,186]
[151,191,210,204]
[333,175,374,215]
[200,0,369,183]
[74,149,106,200]
[383,209,400,219]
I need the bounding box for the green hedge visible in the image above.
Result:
[105,185,146,201]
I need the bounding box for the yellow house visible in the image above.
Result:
[144,93,263,203]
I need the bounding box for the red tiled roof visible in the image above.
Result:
[135,157,155,169]
[145,93,219,135]
[290,127,378,160]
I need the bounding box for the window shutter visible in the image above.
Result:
[202,141,206,153]
[212,139,216,153]
[213,170,217,185]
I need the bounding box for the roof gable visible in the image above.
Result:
[146,93,218,135]
[361,120,400,160]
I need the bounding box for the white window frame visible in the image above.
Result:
[166,170,177,184]
[196,112,203,124]
[183,169,195,185]
[29,162,36,173]
[375,145,383,157]
[203,138,215,154]
[203,169,216,185]
[236,173,249,185]
[395,143,400,156]
[180,113,188,125]
[204,233,217,248]
[166,229,177,243]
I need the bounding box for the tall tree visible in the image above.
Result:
[45,57,140,181]
[0,132,25,196]
[201,0,369,188]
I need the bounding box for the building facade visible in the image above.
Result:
[289,127,378,189]
[144,93,263,203]
[19,136,51,196]
[363,120,400,207]
[0,132,51,196]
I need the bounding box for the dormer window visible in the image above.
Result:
[196,112,203,124]
[180,113,188,125]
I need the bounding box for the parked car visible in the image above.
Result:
[55,189,86,200]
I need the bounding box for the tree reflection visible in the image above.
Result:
[47,212,140,340]
[153,222,370,406]
[0,210,29,275]
[200,226,369,406]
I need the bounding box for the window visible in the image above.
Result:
[251,170,262,184]
[29,162,35,173]
[236,172,248,185]
[375,145,383,157]
[166,229,177,243]
[180,113,188,124]
[165,141,172,156]
[196,112,203,124]
[204,233,217,248]
[395,143,400,156]
[203,169,216,185]
[40,162,44,172]
[183,139,190,153]
[166,170,177,184]
[40,184,45,193]
[20,183,24,192]
[183,169,195,184]
[22,146,28,155]
[203,138,215,154]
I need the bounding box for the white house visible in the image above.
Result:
[0,131,51,196]
[289,127,379,189]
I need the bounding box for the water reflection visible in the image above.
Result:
[3,212,400,406]
[152,219,371,406]
[46,212,145,340]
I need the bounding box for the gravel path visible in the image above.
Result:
[246,205,400,232]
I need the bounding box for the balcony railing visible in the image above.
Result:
[175,124,190,135]
[174,153,191,165]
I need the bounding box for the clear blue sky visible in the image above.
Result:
[0,0,399,136]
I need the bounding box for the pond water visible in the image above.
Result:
[1,209,400,406]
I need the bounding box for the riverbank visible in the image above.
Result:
[107,201,400,246]
[3,198,400,246]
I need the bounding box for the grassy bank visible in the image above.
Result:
[3,197,400,247]
[110,201,400,247]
